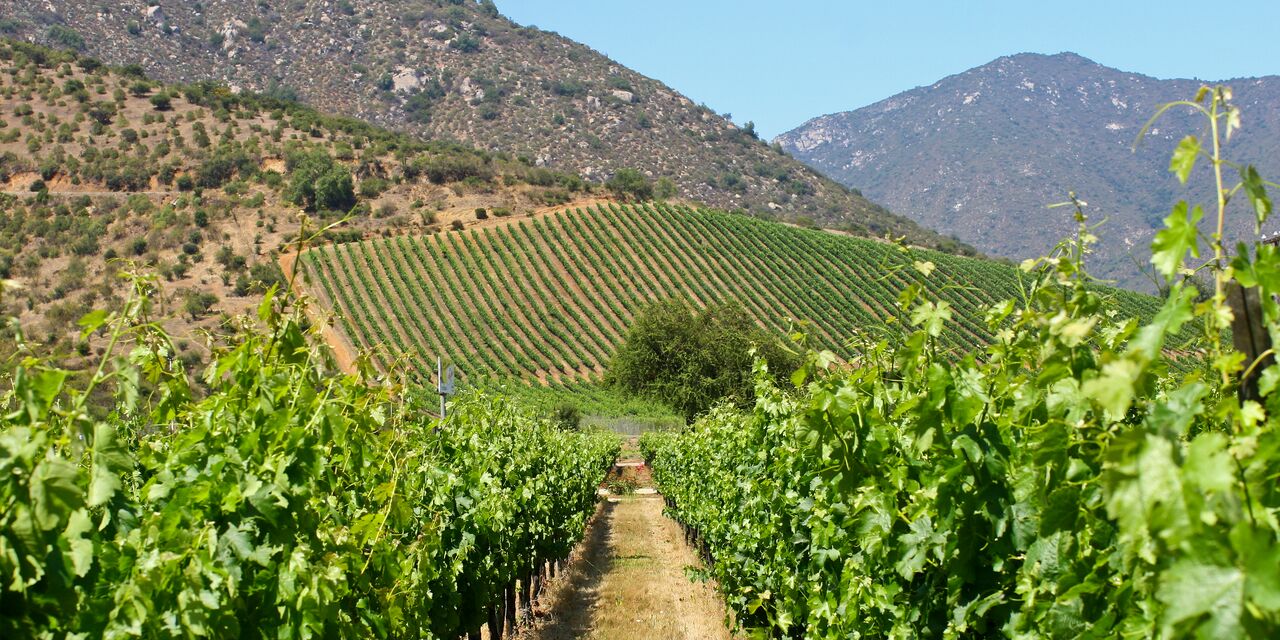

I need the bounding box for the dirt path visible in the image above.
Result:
[278,250,361,375]
[520,452,735,640]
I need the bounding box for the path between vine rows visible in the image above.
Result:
[518,444,736,640]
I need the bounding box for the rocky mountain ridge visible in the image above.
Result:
[777,52,1280,288]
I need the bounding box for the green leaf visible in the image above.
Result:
[1241,165,1272,227]
[896,515,945,580]
[1259,366,1279,397]
[30,458,84,531]
[64,508,94,577]
[1183,433,1233,494]
[1150,202,1202,279]
[87,422,131,507]
[1145,382,1207,437]
[1083,359,1141,420]
[1158,561,1245,638]
[1169,135,1200,184]
[76,309,110,339]
[1105,433,1184,542]
[29,369,68,412]
[910,300,952,337]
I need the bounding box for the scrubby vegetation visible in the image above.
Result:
[0,1,975,252]
[0,40,605,370]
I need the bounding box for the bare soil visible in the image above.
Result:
[519,442,736,640]
[520,496,734,640]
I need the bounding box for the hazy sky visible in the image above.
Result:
[497,0,1280,139]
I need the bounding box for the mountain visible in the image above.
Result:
[0,39,630,369]
[776,52,1280,289]
[0,0,972,253]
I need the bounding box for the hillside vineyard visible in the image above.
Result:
[299,203,1168,380]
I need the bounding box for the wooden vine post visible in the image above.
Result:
[1229,234,1279,403]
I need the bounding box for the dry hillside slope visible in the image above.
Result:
[0,41,614,371]
[0,0,974,253]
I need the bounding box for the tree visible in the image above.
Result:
[149,92,172,111]
[607,299,798,421]
[655,177,678,200]
[181,289,218,320]
[551,403,581,431]
[285,149,355,213]
[606,168,653,201]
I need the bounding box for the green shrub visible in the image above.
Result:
[285,149,355,213]
[45,25,84,51]
[607,299,798,421]
[606,168,653,201]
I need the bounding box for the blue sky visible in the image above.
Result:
[497,0,1280,139]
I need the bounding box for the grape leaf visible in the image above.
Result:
[1169,135,1200,184]
[1150,202,1202,279]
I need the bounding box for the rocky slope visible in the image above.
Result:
[777,52,1280,289]
[0,0,971,252]
[0,40,625,371]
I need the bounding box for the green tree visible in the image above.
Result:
[606,168,653,201]
[149,92,172,111]
[285,150,355,213]
[607,299,798,421]
[654,177,678,200]
[180,289,218,320]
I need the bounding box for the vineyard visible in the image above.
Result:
[298,202,1171,381]
[0,286,619,638]
[640,90,1280,638]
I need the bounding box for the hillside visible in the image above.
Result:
[297,202,1172,382]
[0,1,972,253]
[776,52,1280,289]
[0,40,624,369]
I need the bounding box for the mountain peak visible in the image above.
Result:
[777,55,1280,290]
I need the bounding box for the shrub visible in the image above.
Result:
[86,101,116,125]
[285,149,355,213]
[607,299,799,421]
[414,154,492,185]
[403,80,446,124]
[358,177,388,199]
[450,220,465,231]
[180,289,218,320]
[195,149,253,189]
[655,177,678,200]
[449,34,481,53]
[149,92,172,111]
[552,79,587,97]
[248,261,285,291]
[606,168,653,201]
[551,403,581,431]
[474,207,488,220]
[45,25,84,51]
